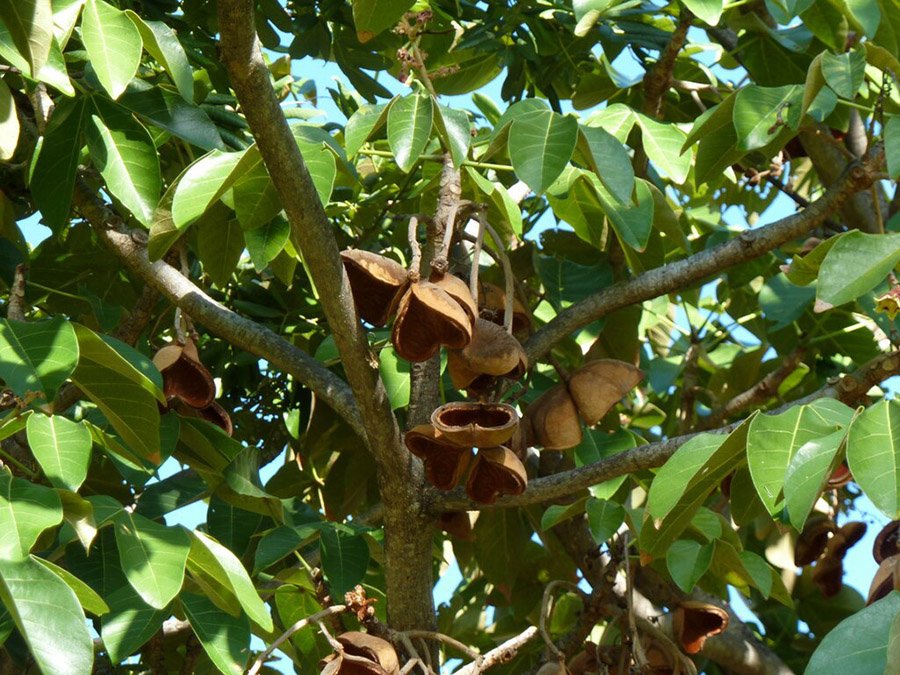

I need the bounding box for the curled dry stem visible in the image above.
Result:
[623,532,649,669]
[540,580,583,662]
[480,215,515,334]
[469,214,485,304]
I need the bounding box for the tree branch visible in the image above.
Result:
[74,180,365,439]
[453,626,538,675]
[524,145,884,365]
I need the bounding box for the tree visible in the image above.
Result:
[0,0,898,672]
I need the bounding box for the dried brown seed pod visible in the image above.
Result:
[431,273,478,326]
[196,401,233,436]
[152,339,216,409]
[431,401,519,448]
[319,631,400,674]
[479,281,530,335]
[873,520,900,563]
[437,511,473,541]
[526,385,583,450]
[672,601,729,654]
[824,521,867,559]
[794,516,836,567]
[812,553,844,597]
[391,281,473,362]
[447,319,527,391]
[465,446,527,504]
[566,359,643,425]
[404,424,472,490]
[340,249,409,326]
[866,554,900,605]
[826,461,853,489]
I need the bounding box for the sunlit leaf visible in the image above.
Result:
[26,413,91,491]
[81,0,142,99]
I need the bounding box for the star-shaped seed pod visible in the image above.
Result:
[319,631,400,675]
[340,249,409,326]
[567,359,644,425]
[152,339,215,409]
[404,424,472,490]
[465,446,527,505]
[432,273,478,326]
[391,281,473,362]
[672,601,729,654]
[447,318,527,392]
[431,401,519,448]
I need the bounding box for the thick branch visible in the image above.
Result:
[216,0,434,631]
[524,145,884,365]
[74,181,364,438]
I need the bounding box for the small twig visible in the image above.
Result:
[623,532,648,668]
[539,580,583,662]
[397,632,431,675]
[480,217,514,334]
[400,658,427,675]
[547,354,571,384]
[401,630,481,660]
[7,264,28,321]
[454,626,537,675]
[468,216,486,304]
[247,605,347,675]
[408,216,423,280]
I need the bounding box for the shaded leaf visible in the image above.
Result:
[733,85,802,151]
[352,0,414,42]
[586,498,625,545]
[0,317,78,402]
[667,540,713,593]
[319,524,370,596]
[0,0,53,75]
[0,471,63,559]
[26,414,91,491]
[101,583,168,663]
[181,592,250,675]
[125,12,193,101]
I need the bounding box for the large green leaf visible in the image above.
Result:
[187,530,273,632]
[433,104,471,169]
[125,12,193,102]
[747,399,853,514]
[0,0,53,75]
[29,96,86,230]
[574,429,636,499]
[509,109,578,193]
[351,0,414,42]
[344,101,392,157]
[473,508,529,585]
[378,344,410,410]
[232,160,282,232]
[86,98,161,226]
[582,102,635,143]
[81,0,142,99]
[636,115,691,184]
[387,92,434,173]
[71,324,162,464]
[783,427,849,529]
[319,524,370,596]
[733,85,802,151]
[32,557,109,616]
[100,583,168,663]
[821,49,866,99]
[666,540,713,593]
[171,148,250,228]
[815,231,900,310]
[0,79,19,161]
[243,216,290,271]
[292,132,338,205]
[592,175,654,252]
[806,592,900,674]
[576,125,634,203]
[58,488,97,551]
[0,317,78,402]
[847,399,900,518]
[113,510,190,609]
[681,0,723,25]
[181,592,250,675]
[586,498,625,545]
[118,82,224,151]
[26,413,91,491]
[0,471,63,559]
[196,211,244,287]
[535,255,612,311]
[0,556,93,675]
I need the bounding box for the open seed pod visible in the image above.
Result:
[152,339,216,409]
[431,273,478,326]
[794,516,836,567]
[526,385,583,450]
[172,398,234,437]
[447,319,528,390]
[431,401,519,448]
[672,601,729,654]
[391,281,473,362]
[340,249,409,326]
[873,520,900,563]
[320,631,400,675]
[479,281,530,334]
[812,553,844,597]
[866,554,900,605]
[465,446,527,505]
[566,359,643,425]
[824,521,867,559]
[404,424,472,490]
[827,461,853,489]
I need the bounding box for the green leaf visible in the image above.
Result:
[244,215,290,271]
[378,344,410,410]
[100,584,168,663]
[509,109,578,193]
[125,12,193,102]
[86,99,161,226]
[573,0,613,35]
[888,612,900,672]
[0,316,78,402]
[319,524,370,596]
[576,126,634,203]
[171,148,249,229]
[0,556,93,675]
[815,231,900,310]
[0,471,63,559]
[293,133,337,205]
[593,176,654,252]
[586,498,625,545]
[666,540,713,593]
[351,0,414,42]
[58,489,97,551]
[821,49,867,99]
[864,43,900,82]
[783,231,850,285]
[187,530,273,632]
[0,79,19,160]
[118,82,224,151]
[801,52,826,117]
[681,0,723,25]
[81,0,142,99]
[806,592,900,674]
[29,96,86,230]
[885,114,900,180]
[574,428,636,499]
[196,212,244,287]
[636,115,691,184]
[181,592,250,675]
[387,92,434,173]
[71,324,162,463]
[535,255,612,311]
[843,0,881,38]
[113,510,191,609]
[219,448,284,518]
[473,508,528,584]
[0,0,53,75]
[541,497,588,531]
[783,427,849,529]
[747,399,853,514]
[232,161,281,232]
[464,166,523,239]
[26,414,91,491]
[32,557,109,615]
[434,105,471,168]
[733,85,802,151]
[583,103,635,143]
[647,434,729,521]
[344,101,392,157]
[847,399,900,518]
